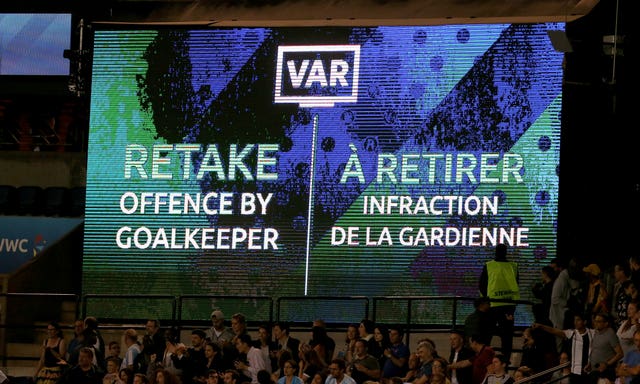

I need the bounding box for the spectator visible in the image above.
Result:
[348,339,381,384]
[617,300,640,357]
[549,352,571,384]
[397,353,420,383]
[448,335,495,384]
[254,324,277,373]
[533,312,594,384]
[277,360,304,384]
[299,348,327,384]
[519,327,558,378]
[306,326,334,366]
[583,264,609,325]
[381,325,409,381]
[205,371,219,384]
[309,371,328,384]
[358,320,378,356]
[312,320,336,363]
[138,320,165,376]
[34,321,67,384]
[448,329,473,384]
[549,258,581,335]
[532,265,556,325]
[412,341,437,384]
[326,359,355,384]
[67,320,86,365]
[512,367,532,383]
[339,325,358,364]
[120,368,134,384]
[587,313,623,384]
[59,347,105,384]
[234,333,268,384]
[615,329,640,384]
[149,369,182,384]
[121,329,141,371]
[104,357,125,384]
[109,341,123,368]
[134,373,150,384]
[480,354,513,384]
[272,323,301,364]
[173,329,209,384]
[207,310,235,350]
[370,325,391,370]
[431,357,450,384]
[464,297,494,346]
[611,263,632,329]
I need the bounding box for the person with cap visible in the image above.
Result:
[207,310,236,349]
[478,243,520,360]
[583,263,609,326]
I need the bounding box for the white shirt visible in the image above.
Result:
[245,346,268,384]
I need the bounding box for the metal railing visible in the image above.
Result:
[517,361,570,384]
[1,293,537,370]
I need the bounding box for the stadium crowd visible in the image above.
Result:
[27,256,640,384]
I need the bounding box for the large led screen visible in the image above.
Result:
[85,24,563,323]
[0,13,71,75]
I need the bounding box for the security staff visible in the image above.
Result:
[479,243,519,360]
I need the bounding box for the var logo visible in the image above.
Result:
[274,45,360,107]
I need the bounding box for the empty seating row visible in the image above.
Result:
[0,185,85,217]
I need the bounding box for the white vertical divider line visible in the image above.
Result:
[304,113,319,296]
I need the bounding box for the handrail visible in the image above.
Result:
[2,292,546,371]
[517,361,570,384]
[371,295,535,344]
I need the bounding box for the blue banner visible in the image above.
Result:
[0,216,83,273]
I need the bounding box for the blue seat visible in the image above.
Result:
[0,185,18,215]
[16,185,44,215]
[68,186,86,216]
[43,186,70,216]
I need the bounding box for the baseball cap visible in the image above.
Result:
[211,310,224,319]
[583,264,601,276]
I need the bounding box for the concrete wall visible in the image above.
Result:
[0,151,86,188]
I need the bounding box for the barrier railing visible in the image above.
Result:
[372,295,535,344]
[0,293,80,368]
[1,293,537,370]
[517,361,570,384]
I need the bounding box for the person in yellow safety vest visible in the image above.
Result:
[478,243,520,361]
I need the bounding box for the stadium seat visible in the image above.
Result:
[43,186,70,216]
[16,185,44,215]
[0,185,18,215]
[68,186,86,216]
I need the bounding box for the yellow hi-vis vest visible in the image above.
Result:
[486,260,520,307]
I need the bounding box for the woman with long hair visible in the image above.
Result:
[203,341,225,373]
[340,325,358,364]
[150,368,182,384]
[34,321,67,384]
[617,300,640,355]
[307,326,333,365]
[298,349,327,384]
[370,325,391,368]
